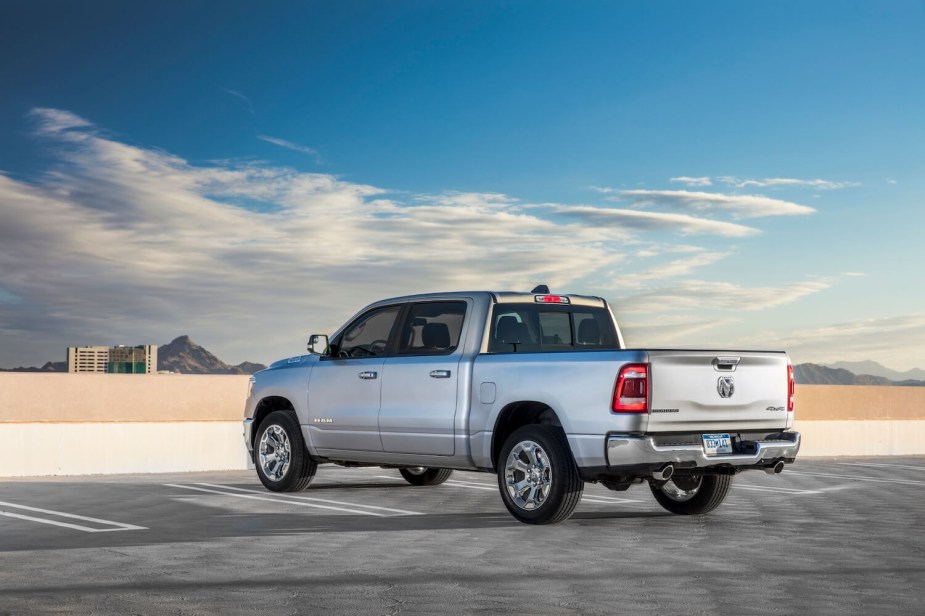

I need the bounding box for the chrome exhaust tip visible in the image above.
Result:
[764,461,785,475]
[652,464,674,482]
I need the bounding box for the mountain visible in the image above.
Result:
[794,363,925,386]
[0,361,66,373]
[826,360,925,382]
[157,335,266,375]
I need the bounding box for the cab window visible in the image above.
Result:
[488,304,619,353]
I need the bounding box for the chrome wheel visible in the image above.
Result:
[503,439,552,510]
[258,424,291,482]
[656,474,702,502]
[404,467,427,476]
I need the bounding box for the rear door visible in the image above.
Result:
[378,300,469,456]
[646,351,791,432]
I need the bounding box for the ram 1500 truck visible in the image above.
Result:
[243,288,801,524]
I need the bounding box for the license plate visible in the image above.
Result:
[702,433,733,455]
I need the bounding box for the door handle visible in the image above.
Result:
[429,370,451,379]
[358,371,378,380]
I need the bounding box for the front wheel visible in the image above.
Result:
[399,467,453,486]
[649,473,732,515]
[255,411,317,492]
[497,425,583,524]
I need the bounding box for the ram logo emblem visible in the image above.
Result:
[717,376,735,399]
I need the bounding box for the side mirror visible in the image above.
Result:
[307,334,329,355]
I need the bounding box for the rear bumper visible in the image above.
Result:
[606,431,801,470]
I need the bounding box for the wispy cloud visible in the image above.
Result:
[257,135,323,162]
[669,176,712,187]
[715,176,860,190]
[220,87,256,116]
[555,205,759,237]
[668,175,859,190]
[617,280,830,313]
[755,314,925,371]
[609,189,815,219]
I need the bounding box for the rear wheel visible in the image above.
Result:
[255,411,317,492]
[649,473,732,515]
[497,425,583,524]
[399,467,453,486]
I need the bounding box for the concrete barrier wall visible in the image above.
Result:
[0,375,923,477]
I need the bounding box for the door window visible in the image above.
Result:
[398,302,467,355]
[333,306,401,358]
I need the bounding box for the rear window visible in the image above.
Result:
[487,304,620,353]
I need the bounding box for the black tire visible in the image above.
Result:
[496,425,583,525]
[649,473,732,515]
[254,410,317,492]
[399,467,453,486]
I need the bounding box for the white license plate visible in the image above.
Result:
[702,433,733,455]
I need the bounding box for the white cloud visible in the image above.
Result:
[669,176,712,187]
[610,250,732,290]
[613,189,815,219]
[754,314,925,372]
[715,176,860,190]
[554,205,760,237]
[257,135,322,162]
[617,280,830,313]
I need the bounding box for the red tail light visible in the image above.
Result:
[613,363,649,413]
[787,364,795,412]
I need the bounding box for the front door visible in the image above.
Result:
[307,305,401,453]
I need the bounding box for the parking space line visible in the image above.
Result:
[440,478,642,505]
[0,500,147,533]
[838,462,925,471]
[788,471,925,487]
[165,484,390,517]
[196,483,423,516]
[735,485,821,495]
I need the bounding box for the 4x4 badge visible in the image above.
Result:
[717,376,735,399]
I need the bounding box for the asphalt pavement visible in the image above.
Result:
[1,457,923,615]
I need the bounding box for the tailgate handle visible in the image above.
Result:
[713,356,740,372]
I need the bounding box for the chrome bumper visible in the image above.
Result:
[606,431,801,469]
[243,418,254,454]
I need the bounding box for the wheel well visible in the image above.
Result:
[490,401,564,469]
[250,396,295,448]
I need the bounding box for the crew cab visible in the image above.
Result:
[243,288,800,524]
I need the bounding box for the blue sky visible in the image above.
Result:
[0,1,923,370]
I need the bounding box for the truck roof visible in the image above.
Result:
[369,290,608,308]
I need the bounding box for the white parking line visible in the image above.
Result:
[788,471,925,487]
[735,485,821,495]
[196,483,423,516]
[838,462,925,471]
[0,500,147,533]
[441,478,642,505]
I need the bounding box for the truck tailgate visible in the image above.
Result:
[646,350,791,433]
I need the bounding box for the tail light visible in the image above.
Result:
[787,364,795,412]
[613,363,649,413]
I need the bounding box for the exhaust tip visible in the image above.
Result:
[652,464,674,482]
[764,461,785,475]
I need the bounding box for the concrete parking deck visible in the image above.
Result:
[1,457,923,615]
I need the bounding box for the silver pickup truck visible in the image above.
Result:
[243,288,800,524]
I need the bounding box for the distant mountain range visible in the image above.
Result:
[824,360,925,382]
[795,362,925,387]
[0,335,267,375]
